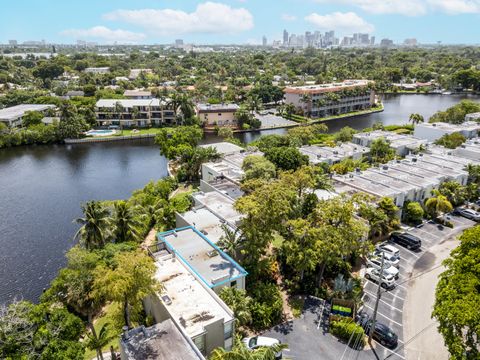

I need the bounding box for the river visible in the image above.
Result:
[0,93,478,304]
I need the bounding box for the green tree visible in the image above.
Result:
[369,138,395,164]
[219,287,252,327]
[85,323,114,360]
[210,338,287,360]
[408,113,424,125]
[74,201,111,250]
[330,157,369,175]
[177,146,220,182]
[435,132,466,149]
[433,226,480,359]
[425,191,453,219]
[113,201,143,243]
[93,250,160,329]
[155,126,203,159]
[217,224,244,261]
[264,147,309,171]
[218,127,234,139]
[57,103,89,139]
[334,126,357,143]
[242,155,276,181]
[287,124,328,146]
[22,110,44,127]
[403,201,424,224]
[437,181,467,207]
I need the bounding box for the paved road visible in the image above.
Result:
[402,216,475,360]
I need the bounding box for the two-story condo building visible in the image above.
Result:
[196,104,240,130]
[95,99,175,127]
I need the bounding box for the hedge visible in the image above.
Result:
[330,316,366,348]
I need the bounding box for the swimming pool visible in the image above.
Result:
[85,129,117,137]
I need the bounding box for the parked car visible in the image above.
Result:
[376,243,401,260]
[243,336,283,359]
[453,208,480,222]
[364,268,396,289]
[371,249,400,268]
[366,256,400,279]
[390,232,422,250]
[357,312,398,348]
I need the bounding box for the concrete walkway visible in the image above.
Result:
[403,234,460,359]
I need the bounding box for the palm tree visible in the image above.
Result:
[74,201,111,250]
[246,94,263,115]
[299,93,312,117]
[113,201,143,243]
[86,323,113,360]
[425,191,453,219]
[210,341,287,360]
[219,287,252,327]
[217,224,244,261]
[409,113,424,125]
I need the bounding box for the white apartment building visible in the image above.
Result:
[123,89,153,99]
[300,142,370,165]
[284,80,375,119]
[201,149,263,182]
[353,131,428,156]
[0,104,56,127]
[84,67,110,74]
[95,99,175,127]
[413,121,480,142]
[453,138,480,161]
[144,239,236,356]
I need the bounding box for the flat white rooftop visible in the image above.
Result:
[284,80,371,94]
[416,121,480,132]
[196,103,240,112]
[193,191,243,225]
[0,104,56,121]
[353,131,427,149]
[199,142,244,156]
[369,165,436,188]
[223,150,264,168]
[96,98,169,108]
[333,173,400,198]
[152,253,233,338]
[300,142,369,164]
[179,206,236,244]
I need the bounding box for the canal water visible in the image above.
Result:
[0,94,478,303]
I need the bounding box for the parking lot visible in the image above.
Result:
[263,215,476,360]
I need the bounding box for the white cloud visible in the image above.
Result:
[281,14,297,21]
[305,12,375,33]
[315,0,480,15]
[427,0,480,14]
[104,2,254,35]
[61,26,145,43]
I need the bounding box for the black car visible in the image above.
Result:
[357,313,398,349]
[390,232,421,250]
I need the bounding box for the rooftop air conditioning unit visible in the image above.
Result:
[207,250,218,258]
[317,155,322,159]
[201,229,208,236]
[383,165,389,171]
[412,158,417,162]
[161,294,172,305]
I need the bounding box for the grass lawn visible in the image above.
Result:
[111,128,163,137]
[84,303,122,360]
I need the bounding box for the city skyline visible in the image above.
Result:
[1,0,480,45]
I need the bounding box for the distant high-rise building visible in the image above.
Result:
[380,38,394,47]
[404,38,417,46]
[262,35,267,47]
[283,29,289,45]
[370,36,375,45]
[175,39,184,48]
[8,40,17,46]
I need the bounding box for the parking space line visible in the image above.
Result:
[363,304,403,327]
[374,342,406,360]
[363,290,403,312]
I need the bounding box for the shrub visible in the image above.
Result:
[249,282,283,330]
[330,316,366,348]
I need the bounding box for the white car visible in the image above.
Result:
[366,257,400,279]
[365,268,396,289]
[243,336,283,359]
[372,249,400,268]
[376,243,401,260]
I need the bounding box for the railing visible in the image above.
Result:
[64,133,157,144]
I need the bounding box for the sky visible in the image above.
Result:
[1,0,480,45]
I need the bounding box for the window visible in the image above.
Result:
[224,321,233,340]
[193,335,206,354]
[230,280,237,288]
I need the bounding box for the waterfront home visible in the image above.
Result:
[0,104,56,127]
[353,130,427,156]
[300,142,370,165]
[284,80,375,118]
[413,121,480,142]
[196,103,240,130]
